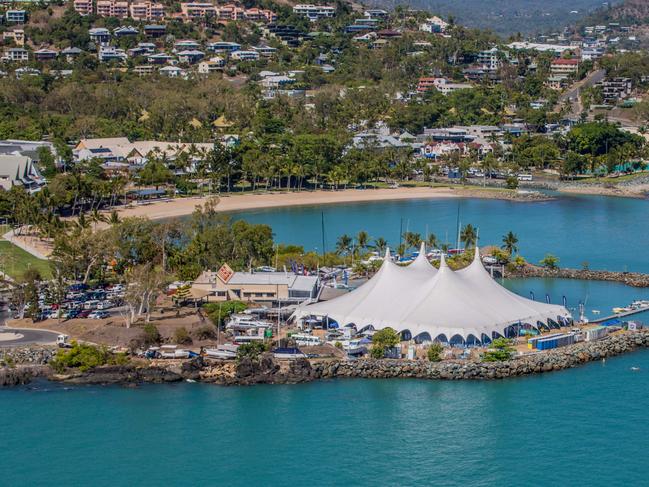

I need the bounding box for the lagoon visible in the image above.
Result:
[232,193,649,272]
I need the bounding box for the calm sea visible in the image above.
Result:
[3,194,649,485]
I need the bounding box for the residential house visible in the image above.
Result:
[419,16,448,33]
[417,77,472,95]
[33,48,58,61]
[197,56,225,74]
[159,65,184,77]
[292,4,335,21]
[252,45,277,57]
[98,46,127,62]
[3,47,28,62]
[600,77,632,104]
[5,10,26,23]
[133,64,156,76]
[476,47,501,73]
[2,29,25,46]
[61,47,83,62]
[207,41,241,53]
[89,27,111,45]
[176,49,204,64]
[0,155,45,192]
[143,24,166,37]
[147,52,173,64]
[180,2,217,18]
[113,26,139,37]
[230,50,259,61]
[174,39,200,51]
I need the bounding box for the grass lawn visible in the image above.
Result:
[0,240,52,280]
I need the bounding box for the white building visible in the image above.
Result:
[292,4,335,21]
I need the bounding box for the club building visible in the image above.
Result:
[192,264,320,304]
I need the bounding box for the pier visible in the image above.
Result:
[591,306,649,324]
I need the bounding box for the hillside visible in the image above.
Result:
[581,0,649,25]
[366,0,620,35]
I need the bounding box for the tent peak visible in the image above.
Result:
[384,247,391,261]
[439,252,448,269]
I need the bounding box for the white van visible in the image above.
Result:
[83,300,100,310]
[291,334,322,346]
[517,174,533,181]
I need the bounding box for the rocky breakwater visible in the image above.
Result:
[510,264,649,287]
[0,346,56,386]
[314,330,649,380]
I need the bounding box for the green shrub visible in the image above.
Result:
[50,342,128,372]
[427,343,444,362]
[369,345,385,359]
[506,176,519,189]
[204,301,247,326]
[370,328,400,359]
[143,323,161,346]
[482,338,514,362]
[236,341,269,362]
[174,327,192,345]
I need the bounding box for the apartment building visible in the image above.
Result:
[130,2,164,20]
[550,58,579,78]
[73,0,93,15]
[292,4,335,21]
[96,0,129,18]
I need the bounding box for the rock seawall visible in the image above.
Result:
[507,265,649,287]
[3,331,649,387]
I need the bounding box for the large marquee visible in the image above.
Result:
[294,244,572,344]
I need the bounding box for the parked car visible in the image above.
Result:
[83,300,100,310]
[88,310,110,320]
[78,309,92,318]
[96,300,113,310]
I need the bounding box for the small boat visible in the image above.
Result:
[205,348,237,360]
[613,307,631,314]
[273,347,306,359]
[592,310,600,315]
[631,367,640,371]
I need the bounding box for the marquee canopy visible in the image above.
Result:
[294,244,571,343]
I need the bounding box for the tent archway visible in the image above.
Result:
[414,332,432,344]
[400,330,412,341]
[434,333,449,345]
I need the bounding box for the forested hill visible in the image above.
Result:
[581,0,649,26]
[365,0,619,35]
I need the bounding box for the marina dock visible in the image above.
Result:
[591,306,649,324]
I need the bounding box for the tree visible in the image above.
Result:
[501,231,519,255]
[370,327,400,359]
[356,230,369,254]
[540,254,559,270]
[403,231,422,251]
[460,224,477,249]
[482,338,514,362]
[123,263,169,327]
[427,343,443,362]
[335,234,353,256]
[373,237,388,254]
[426,233,438,249]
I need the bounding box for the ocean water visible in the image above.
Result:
[231,193,649,272]
[3,349,649,487]
[4,194,649,485]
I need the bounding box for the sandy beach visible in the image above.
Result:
[114,187,463,221]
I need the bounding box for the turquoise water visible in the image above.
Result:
[4,194,649,484]
[3,349,649,486]
[232,193,649,272]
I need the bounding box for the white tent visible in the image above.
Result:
[294,244,571,344]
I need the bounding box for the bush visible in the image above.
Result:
[540,254,559,269]
[506,176,519,189]
[427,343,443,362]
[236,341,269,362]
[482,338,514,362]
[204,301,248,327]
[369,345,385,359]
[50,342,128,372]
[174,326,192,345]
[194,324,217,340]
[143,323,161,346]
[370,328,400,359]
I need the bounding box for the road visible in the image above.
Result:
[555,69,606,117]
[0,310,59,347]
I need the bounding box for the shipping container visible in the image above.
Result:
[528,333,564,349]
[585,326,608,342]
[535,333,576,350]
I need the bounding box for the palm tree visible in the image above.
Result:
[501,231,519,255]
[373,237,388,254]
[108,210,121,226]
[426,233,438,249]
[460,224,477,249]
[335,234,353,256]
[403,231,422,251]
[356,230,369,253]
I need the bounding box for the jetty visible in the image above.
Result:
[591,305,649,324]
